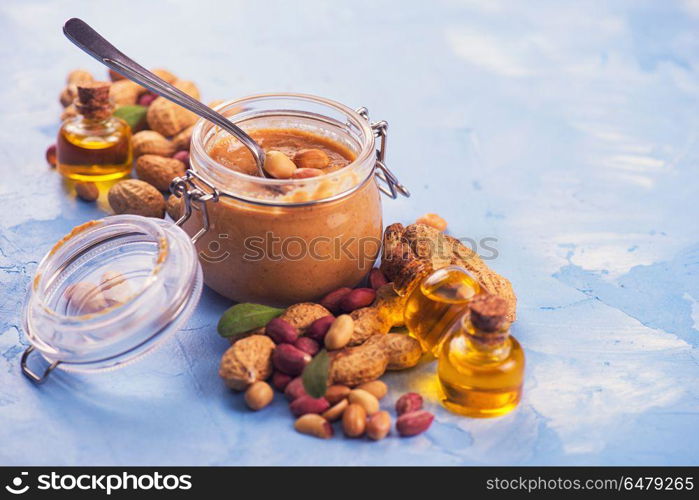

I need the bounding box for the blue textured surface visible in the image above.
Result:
[1,0,699,465]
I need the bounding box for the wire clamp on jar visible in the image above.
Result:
[21,345,60,384]
[169,170,220,244]
[356,107,410,200]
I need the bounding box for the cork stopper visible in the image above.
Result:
[469,294,509,333]
[75,81,113,119]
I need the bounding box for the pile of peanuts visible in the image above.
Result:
[291,386,434,440]
[233,267,435,441]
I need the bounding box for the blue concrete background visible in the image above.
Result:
[1,0,698,465]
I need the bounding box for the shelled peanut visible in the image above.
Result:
[75,182,99,202]
[244,381,274,411]
[261,148,334,179]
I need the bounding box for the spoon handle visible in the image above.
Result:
[62,18,266,174]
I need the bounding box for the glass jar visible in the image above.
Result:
[438,297,524,417]
[180,94,408,306]
[21,216,202,382]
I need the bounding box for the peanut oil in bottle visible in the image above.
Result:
[57,82,132,182]
[438,294,524,418]
[403,265,480,356]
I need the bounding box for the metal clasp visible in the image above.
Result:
[21,345,60,384]
[169,170,220,244]
[356,107,410,199]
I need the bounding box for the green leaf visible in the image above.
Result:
[114,105,148,130]
[302,349,330,398]
[217,303,284,340]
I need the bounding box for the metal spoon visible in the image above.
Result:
[62,18,267,176]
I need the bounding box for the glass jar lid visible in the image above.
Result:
[21,215,202,382]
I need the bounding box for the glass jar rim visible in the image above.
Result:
[31,216,168,323]
[189,92,376,205]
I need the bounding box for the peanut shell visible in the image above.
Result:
[379,333,422,370]
[152,68,178,84]
[66,69,94,86]
[363,334,422,370]
[110,79,140,106]
[329,339,389,387]
[348,307,391,346]
[373,283,406,327]
[279,303,332,334]
[61,105,78,120]
[132,130,176,157]
[166,195,184,221]
[135,154,186,191]
[219,335,276,391]
[147,97,198,136]
[416,213,448,232]
[59,87,74,107]
[173,125,195,151]
[172,79,200,99]
[107,179,166,218]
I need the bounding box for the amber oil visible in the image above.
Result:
[438,296,524,418]
[57,81,132,182]
[403,265,480,356]
[57,119,132,181]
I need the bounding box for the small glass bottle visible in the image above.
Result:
[399,264,481,356]
[438,294,524,418]
[57,81,132,182]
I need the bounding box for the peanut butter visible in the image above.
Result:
[184,128,382,306]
